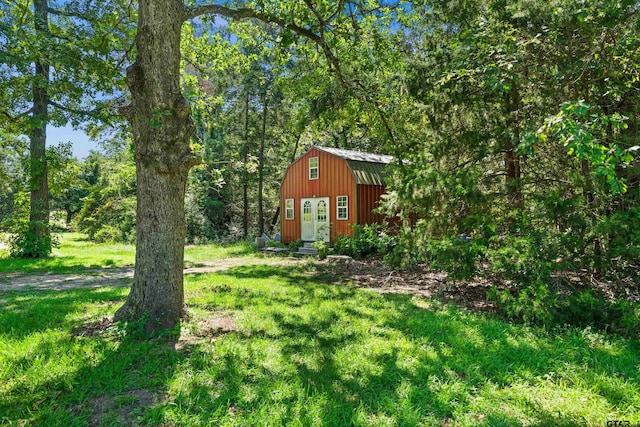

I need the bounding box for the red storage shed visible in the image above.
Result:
[280,146,392,243]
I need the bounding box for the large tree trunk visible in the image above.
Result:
[28,0,51,256]
[115,0,195,333]
[257,93,268,235]
[242,91,250,239]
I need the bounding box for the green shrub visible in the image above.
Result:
[288,239,303,252]
[333,224,390,260]
[488,281,557,327]
[312,241,330,260]
[485,233,560,326]
[6,219,59,258]
[486,234,555,283]
[93,225,121,243]
[76,195,136,243]
[332,235,351,256]
[555,291,640,337]
[424,236,486,281]
[490,285,640,337]
[596,207,640,278]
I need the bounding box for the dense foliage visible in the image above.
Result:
[374,0,640,327]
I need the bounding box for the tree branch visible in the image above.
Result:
[1,108,33,122]
[183,2,396,143]
[183,3,348,87]
[48,100,102,117]
[302,0,326,29]
[47,6,93,22]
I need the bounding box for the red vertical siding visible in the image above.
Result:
[280,148,357,243]
[357,185,386,225]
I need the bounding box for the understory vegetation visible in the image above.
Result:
[331,224,640,338]
[1,238,639,426]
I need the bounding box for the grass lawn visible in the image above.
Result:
[0,232,260,275]
[1,237,639,426]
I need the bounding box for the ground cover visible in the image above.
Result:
[0,233,261,276]
[0,237,639,426]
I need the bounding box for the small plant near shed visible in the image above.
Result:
[312,240,330,259]
[288,239,303,252]
[333,224,389,259]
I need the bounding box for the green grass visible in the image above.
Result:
[0,233,136,274]
[0,233,260,275]
[184,240,261,266]
[1,247,639,426]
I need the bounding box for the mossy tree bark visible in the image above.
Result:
[114,0,196,332]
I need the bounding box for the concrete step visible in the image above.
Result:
[297,248,318,254]
[294,242,319,257]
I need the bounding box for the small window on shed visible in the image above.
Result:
[337,196,348,220]
[303,201,313,221]
[285,198,294,220]
[309,156,319,180]
[317,200,327,222]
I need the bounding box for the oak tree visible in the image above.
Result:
[115,0,402,332]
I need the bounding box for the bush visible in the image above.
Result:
[488,281,557,326]
[489,285,640,337]
[312,240,330,260]
[5,219,59,258]
[76,195,136,243]
[93,225,121,243]
[333,224,390,260]
[485,233,559,326]
[288,239,303,252]
[596,207,640,278]
[555,291,640,337]
[424,236,486,281]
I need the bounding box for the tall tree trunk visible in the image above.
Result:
[65,205,73,225]
[257,93,268,235]
[28,0,51,257]
[115,0,196,333]
[268,133,301,234]
[242,91,250,239]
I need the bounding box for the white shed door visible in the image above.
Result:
[300,198,330,242]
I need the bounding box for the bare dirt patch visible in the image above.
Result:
[175,312,239,350]
[71,317,115,338]
[0,257,300,292]
[314,258,498,313]
[88,388,167,427]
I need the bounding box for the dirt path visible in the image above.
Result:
[0,257,299,292]
[0,255,498,313]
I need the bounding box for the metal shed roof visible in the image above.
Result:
[345,160,389,186]
[312,146,392,186]
[314,146,393,165]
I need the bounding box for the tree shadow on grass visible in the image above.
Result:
[0,287,126,339]
[181,263,640,426]
[0,286,180,425]
[2,263,639,426]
